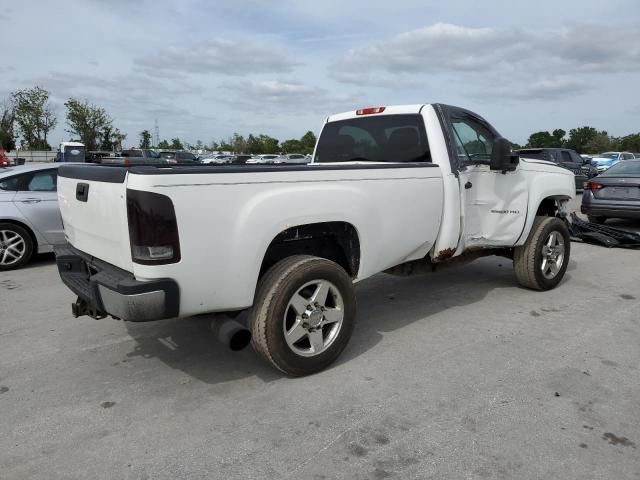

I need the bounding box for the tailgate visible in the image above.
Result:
[57,165,133,271]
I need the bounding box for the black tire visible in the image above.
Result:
[513,216,570,291]
[249,255,356,376]
[587,215,607,224]
[0,222,34,271]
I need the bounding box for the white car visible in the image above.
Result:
[0,164,66,270]
[55,103,574,375]
[274,153,310,164]
[245,154,280,164]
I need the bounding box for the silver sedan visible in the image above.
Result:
[0,163,66,270]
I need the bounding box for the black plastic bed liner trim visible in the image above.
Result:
[58,164,128,183]
[58,162,438,181]
[129,162,438,175]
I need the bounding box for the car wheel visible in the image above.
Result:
[249,255,356,376]
[0,223,34,271]
[587,215,607,224]
[513,216,571,291]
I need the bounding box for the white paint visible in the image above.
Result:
[57,103,575,318]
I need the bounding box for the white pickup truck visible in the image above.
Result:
[55,104,575,376]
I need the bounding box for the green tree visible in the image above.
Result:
[158,139,171,149]
[0,99,16,151]
[12,86,57,150]
[619,133,640,152]
[100,126,126,151]
[526,129,565,148]
[139,129,152,149]
[170,138,183,150]
[299,131,317,154]
[230,133,246,153]
[565,126,599,154]
[280,139,301,153]
[585,132,612,154]
[65,98,113,151]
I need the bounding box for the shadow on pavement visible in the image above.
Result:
[122,256,520,385]
[22,252,56,270]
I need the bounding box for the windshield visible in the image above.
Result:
[599,152,619,159]
[601,161,640,176]
[314,114,430,163]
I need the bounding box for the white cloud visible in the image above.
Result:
[137,39,299,77]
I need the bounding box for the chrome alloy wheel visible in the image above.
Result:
[283,279,344,357]
[540,231,565,280]
[0,230,27,266]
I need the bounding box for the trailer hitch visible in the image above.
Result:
[72,297,107,320]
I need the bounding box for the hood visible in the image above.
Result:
[591,157,615,166]
[518,157,573,176]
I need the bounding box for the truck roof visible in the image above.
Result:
[326,104,427,123]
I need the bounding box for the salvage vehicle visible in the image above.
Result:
[54,104,575,376]
[581,159,640,224]
[590,152,636,172]
[1,164,66,270]
[518,148,597,191]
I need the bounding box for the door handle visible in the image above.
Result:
[20,198,42,203]
[465,181,473,189]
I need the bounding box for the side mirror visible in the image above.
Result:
[490,137,519,173]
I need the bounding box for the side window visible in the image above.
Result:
[25,171,57,192]
[451,118,495,163]
[569,151,583,163]
[0,175,20,191]
[561,151,572,163]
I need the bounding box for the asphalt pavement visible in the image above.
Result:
[1,196,639,480]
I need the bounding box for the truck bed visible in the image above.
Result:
[57,162,444,316]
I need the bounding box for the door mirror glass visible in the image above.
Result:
[490,137,519,172]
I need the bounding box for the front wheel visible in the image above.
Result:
[513,216,571,291]
[248,255,356,376]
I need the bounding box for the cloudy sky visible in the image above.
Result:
[2,0,639,147]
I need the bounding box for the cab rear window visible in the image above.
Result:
[314,114,430,163]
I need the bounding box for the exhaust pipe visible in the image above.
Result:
[211,316,252,351]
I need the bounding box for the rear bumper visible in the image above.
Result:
[55,244,179,321]
[580,206,640,219]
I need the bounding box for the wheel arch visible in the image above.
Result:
[259,221,361,280]
[515,193,572,246]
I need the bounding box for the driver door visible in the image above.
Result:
[451,115,528,248]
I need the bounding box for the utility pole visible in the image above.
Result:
[154,119,160,148]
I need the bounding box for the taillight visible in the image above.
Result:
[356,107,386,115]
[126,189,181,264]
[584,182,603,191]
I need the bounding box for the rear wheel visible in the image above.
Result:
[587,215,607,224]
[0,223,33,271]
[249,255,356,376]
[513,216,570,291]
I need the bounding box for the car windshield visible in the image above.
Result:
[601,153,618,159]
[314,114,430,163]
[600,161,640,176]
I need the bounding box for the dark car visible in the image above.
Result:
[518,148,597,190]
[159,151,198,164]
[581,160,640,224]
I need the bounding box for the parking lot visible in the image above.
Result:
[1,196,639,480]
